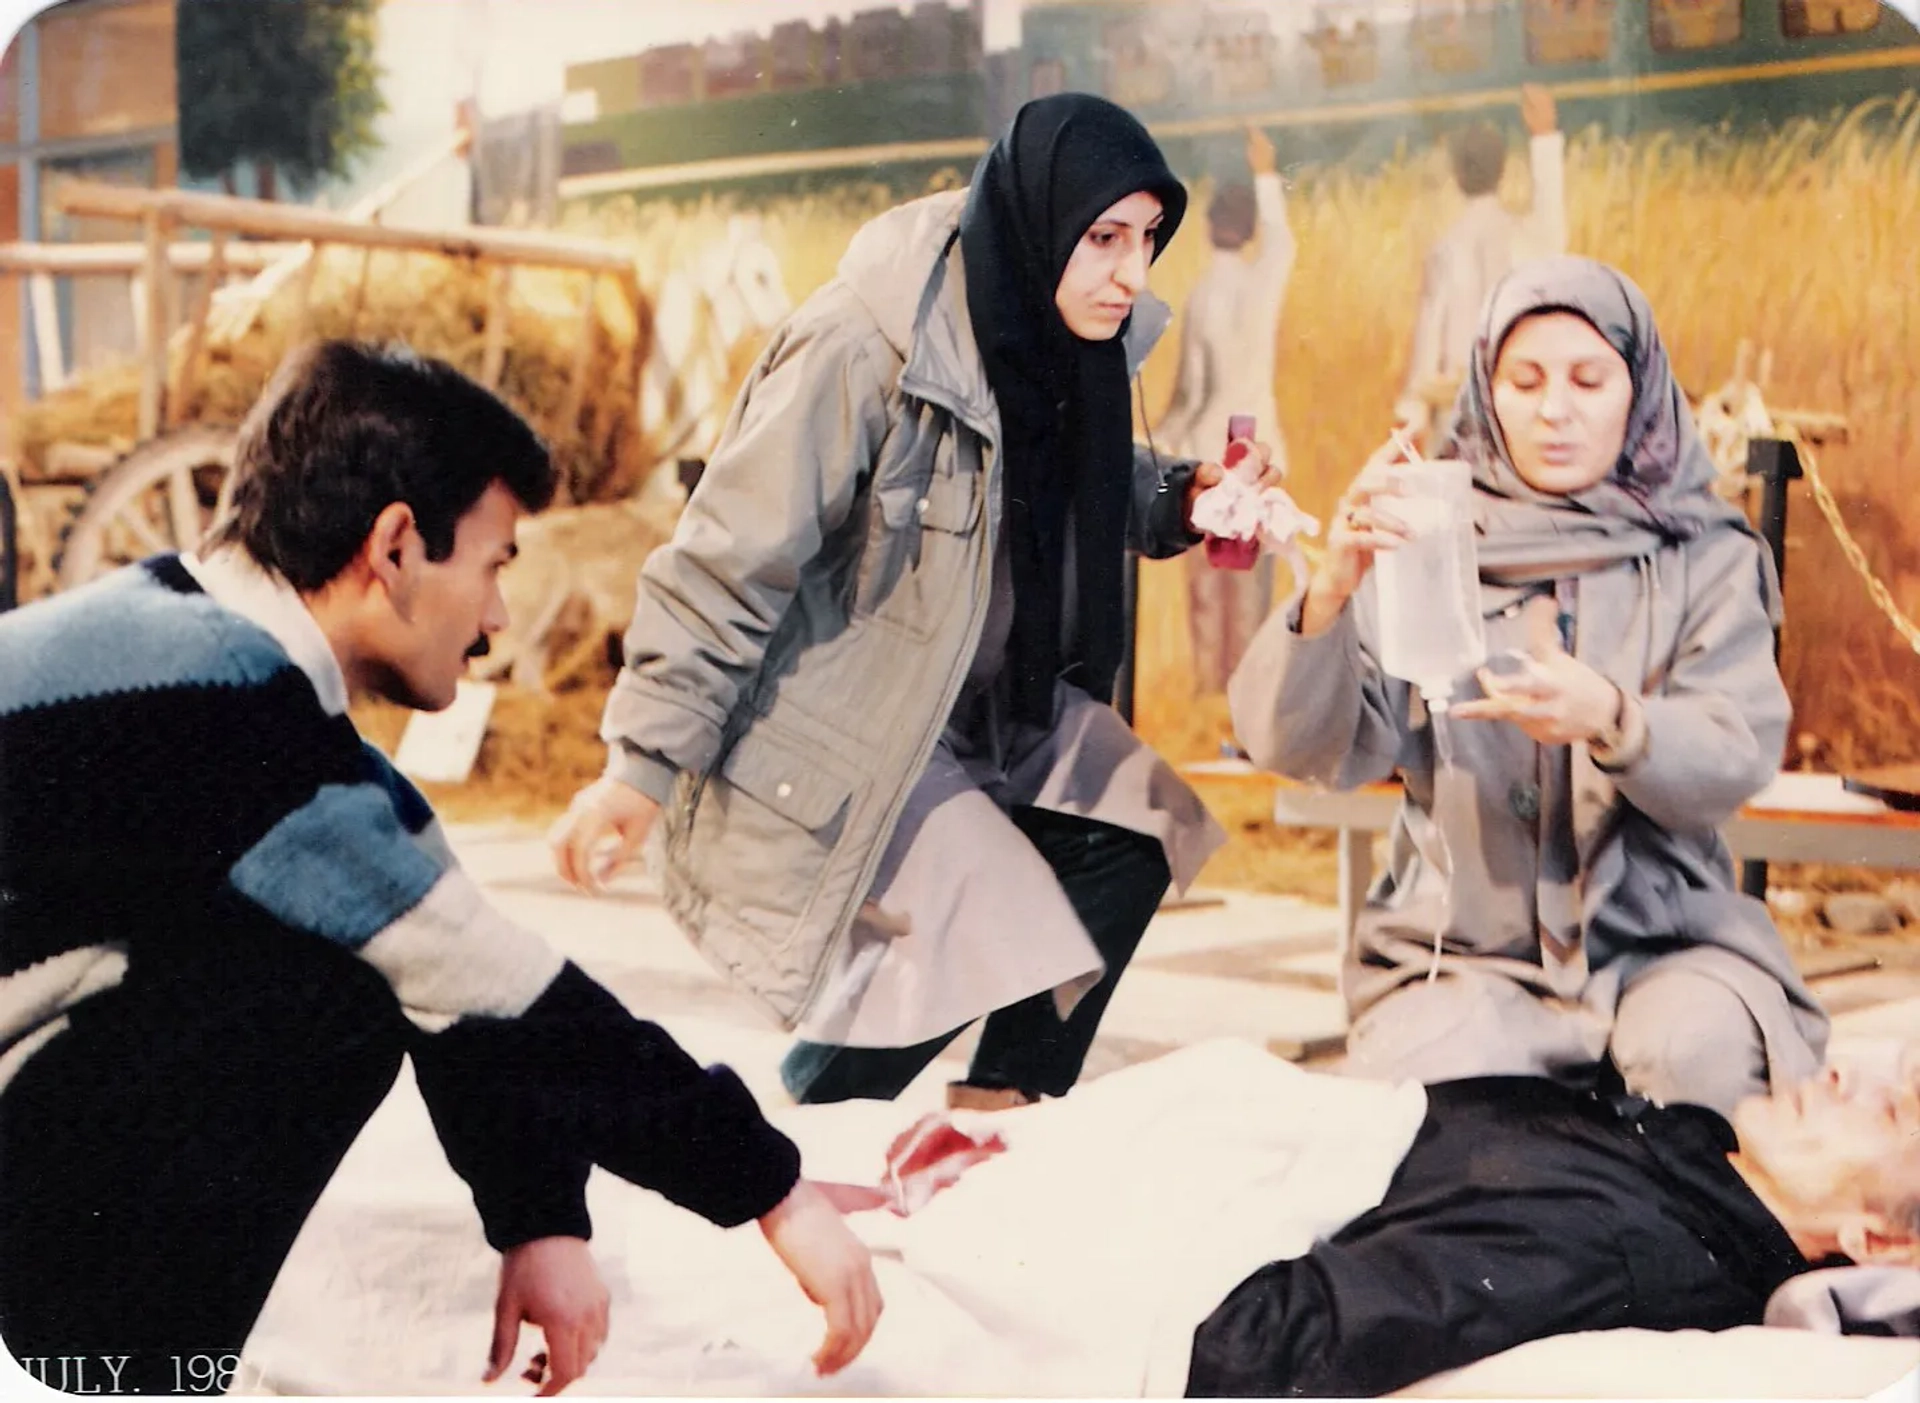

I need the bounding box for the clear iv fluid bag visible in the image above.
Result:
[1375,459,1486,704]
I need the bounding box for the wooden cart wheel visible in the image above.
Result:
[55,426,240,591]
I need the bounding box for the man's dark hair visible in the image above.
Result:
[1450,122,1508,198]
[1208,182,1257,251]
[207,340,558,591]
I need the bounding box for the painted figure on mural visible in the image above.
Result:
[1155,124,1298,696]
[1395,83,1567,446]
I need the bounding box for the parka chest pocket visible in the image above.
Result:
[855,446,984,640]
[874,463,980,534]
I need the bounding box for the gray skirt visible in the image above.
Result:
[794,684,1224,1048]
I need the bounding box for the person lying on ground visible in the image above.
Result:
[1187,1054,1919,1395]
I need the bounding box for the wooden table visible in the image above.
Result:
[1182,762,1920,946]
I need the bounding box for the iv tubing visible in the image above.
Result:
[1422,684,1457,985]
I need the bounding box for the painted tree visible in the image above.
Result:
[177,0,385,200]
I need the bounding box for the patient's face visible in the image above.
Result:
[1733,1061,1920,1225]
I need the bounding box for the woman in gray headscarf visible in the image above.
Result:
[1228,255,1827,1116]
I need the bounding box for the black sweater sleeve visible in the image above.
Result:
[412,962,800,1249]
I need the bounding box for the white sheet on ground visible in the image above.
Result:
[242,1038,1423,1396]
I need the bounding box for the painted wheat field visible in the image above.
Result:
[564,95,1920,900]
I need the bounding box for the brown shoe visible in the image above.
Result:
[945,1082,1040,1112]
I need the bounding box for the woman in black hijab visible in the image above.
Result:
[554,95,1281,1106]
[962,93,1189,726]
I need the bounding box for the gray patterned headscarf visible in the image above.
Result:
[1437,255,1778,613]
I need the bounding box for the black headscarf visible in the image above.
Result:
[959,93,1186,725]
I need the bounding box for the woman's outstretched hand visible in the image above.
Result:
[1184,438,1282,530]
[1451,596,1624,746]
[549,776,661,893]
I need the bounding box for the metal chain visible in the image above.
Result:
[1786,430,1920,655]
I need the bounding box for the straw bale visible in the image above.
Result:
[12,250,654,506]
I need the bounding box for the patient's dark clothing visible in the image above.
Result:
[1186,1076,1810,1397]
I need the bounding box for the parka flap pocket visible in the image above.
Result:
[917,469,980,533]
[720,727,854,830]
[878,469,980,534]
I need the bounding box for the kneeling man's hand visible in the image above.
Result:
[487,1235,610,1396]
[758,1179,885,1376]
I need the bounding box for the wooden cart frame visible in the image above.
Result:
[0,153,645,604]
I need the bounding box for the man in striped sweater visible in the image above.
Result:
[0,341,880,1395]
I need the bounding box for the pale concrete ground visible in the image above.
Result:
[449,822,1920,1109]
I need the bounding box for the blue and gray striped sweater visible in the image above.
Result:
[0,555,798,1244]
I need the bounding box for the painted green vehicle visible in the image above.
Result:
[1033,0,1919,172]
[558,0,1920,197]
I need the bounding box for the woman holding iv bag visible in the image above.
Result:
[1228,256,1826,1116]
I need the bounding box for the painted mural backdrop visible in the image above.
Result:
[558,0,1920,772]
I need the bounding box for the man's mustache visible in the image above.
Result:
[465,636,490,660]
